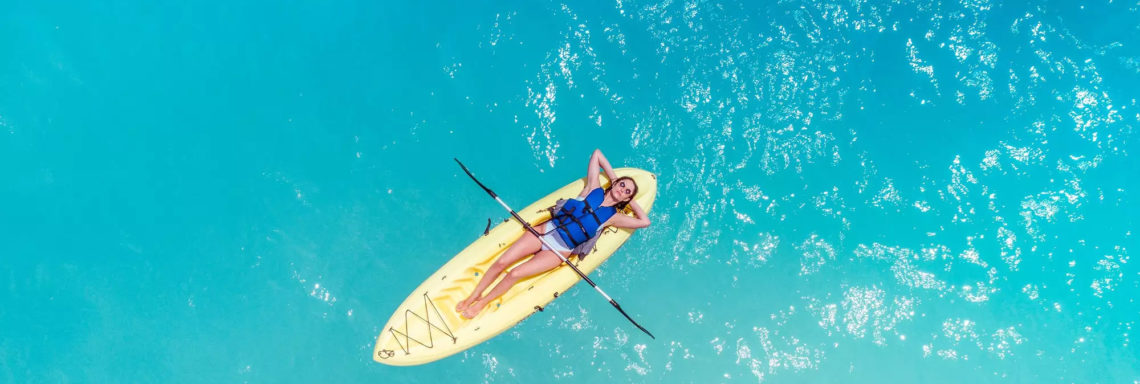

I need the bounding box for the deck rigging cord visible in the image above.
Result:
[382,292,457,357]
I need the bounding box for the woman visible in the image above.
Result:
[455,149,651,319]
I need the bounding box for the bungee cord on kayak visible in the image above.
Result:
[380,293,458,358]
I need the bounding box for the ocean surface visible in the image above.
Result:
[3,0,1138,382]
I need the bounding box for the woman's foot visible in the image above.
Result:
[456,296,477,313]
[461,299,489,319]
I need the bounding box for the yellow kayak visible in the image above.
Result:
[373,168,657,366]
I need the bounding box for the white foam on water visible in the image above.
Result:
[486,11,517,49]
[732,232,779,268]
[1091,246,1128,299]
[1021,283,1040,301]
[905,38,939,93]
[797,234,836,276]
[308,282,337,305]
[924,318,1027,361]
[749,326,826,379]
[621,343,651,376]
[262,171,313,207]
[855,243,953,292]
[987,327,1025,359]
[524,80,560,168]
[760,128,841,175]
[941,318,980,344]
[443,61,461,79]
[957,281,997,303]
[995,226,1021,271]
[808,286,916,346]
[872,177,903,208]
[482,353,498,373]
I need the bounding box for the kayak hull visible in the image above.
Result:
[373,168,657,366]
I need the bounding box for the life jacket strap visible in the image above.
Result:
[582,199,604,227]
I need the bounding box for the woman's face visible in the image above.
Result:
[609,178,637,202]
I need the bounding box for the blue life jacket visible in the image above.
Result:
[553,188,617,247]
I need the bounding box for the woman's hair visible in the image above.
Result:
[605,176,639,210]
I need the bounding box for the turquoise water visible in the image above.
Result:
[3,0,1138,382]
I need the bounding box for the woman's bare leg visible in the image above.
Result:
[462,249,565,319]
[456,230,542,312]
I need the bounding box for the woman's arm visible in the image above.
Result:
[582,149,619,197]
[606,200,651,229]
[592,149,619,182]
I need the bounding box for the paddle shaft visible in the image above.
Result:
[455,158,655,339]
